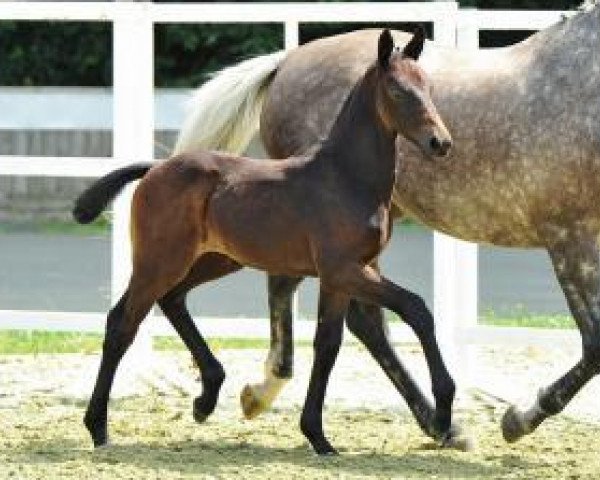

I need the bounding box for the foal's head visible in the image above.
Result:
[376,28,452,158]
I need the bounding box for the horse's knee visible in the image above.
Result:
[103,297,144,355]
[158,291,185,317]
[346,300,386,338]
[400,291,435,333]
[314,321,343,359]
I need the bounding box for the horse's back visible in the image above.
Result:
[261,22,600,247]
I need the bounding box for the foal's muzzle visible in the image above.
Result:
[430,136,452,157]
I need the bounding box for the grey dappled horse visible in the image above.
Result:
[176,2,600,444]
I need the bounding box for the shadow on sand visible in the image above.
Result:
[6,435,540,479]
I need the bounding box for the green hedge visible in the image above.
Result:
[0,0,583,88]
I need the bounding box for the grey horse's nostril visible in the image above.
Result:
[430,137,441,151]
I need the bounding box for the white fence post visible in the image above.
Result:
[431,5,479,386]
[111,3,154,355]
[432,5,462,380]
[285,19,301,321]
[453,8,480,387]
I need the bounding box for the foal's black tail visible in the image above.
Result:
[73,162,153,224]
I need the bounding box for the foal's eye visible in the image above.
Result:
[389,84,408,100]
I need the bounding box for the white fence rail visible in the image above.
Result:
[0,2,572,367]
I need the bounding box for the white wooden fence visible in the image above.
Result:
[0,2,580,373]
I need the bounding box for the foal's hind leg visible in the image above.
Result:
[241,274,302,419]
[84,235,199,446]
[158,253,242,423]
[84,291,133,447]
[84,279,166,447]
[502,228,600,442]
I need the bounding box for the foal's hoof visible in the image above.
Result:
[311,440,339,456]
[440,424,476,452]
[502,405,528,443]
[93,439,113,450]
[84,416,109,448]
[90,435,110,449]
[193,395,215,424]
[240,384,267,420]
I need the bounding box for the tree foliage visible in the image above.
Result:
[0,0,586,87]
[155,23,282,87]
[0,21,111,87]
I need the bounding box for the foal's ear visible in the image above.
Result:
[402,25,425,61]
[378,29,394,70]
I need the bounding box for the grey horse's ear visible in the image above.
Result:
[378,29,394,69]
[402,25,425,61]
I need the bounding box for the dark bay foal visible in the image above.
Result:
[74,29,454,455]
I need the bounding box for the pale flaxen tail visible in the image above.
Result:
[173,51,287,156]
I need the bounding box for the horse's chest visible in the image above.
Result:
[354,205,391,260]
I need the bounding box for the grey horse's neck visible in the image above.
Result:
[314,67,397,204]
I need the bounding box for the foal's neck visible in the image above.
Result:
[314,67,398,205]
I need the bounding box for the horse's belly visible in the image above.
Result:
[394,155,544,247]
[398,194,542,247]
[204,199,317,276]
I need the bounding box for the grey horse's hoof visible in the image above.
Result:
[240,384,267,420]
[501,405,528,443]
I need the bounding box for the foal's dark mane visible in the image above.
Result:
[315,65,397,205]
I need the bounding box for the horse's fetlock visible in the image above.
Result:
[433,376,456,406]
[202,364,225,386]
[582,338,600,372]
[537,388,565,416]
[299,414,322,440]
[271,360,293,379]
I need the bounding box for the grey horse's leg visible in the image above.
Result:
[502,228,600,442]
[241,274,303,418]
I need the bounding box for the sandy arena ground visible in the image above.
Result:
[1,343,600,479]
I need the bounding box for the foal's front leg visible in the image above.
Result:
[324,263,456,444]
[346,300,468,449]
[300,288,348,455]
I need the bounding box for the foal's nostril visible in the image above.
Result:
[430,137,452,156]
[440,139,452,156]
